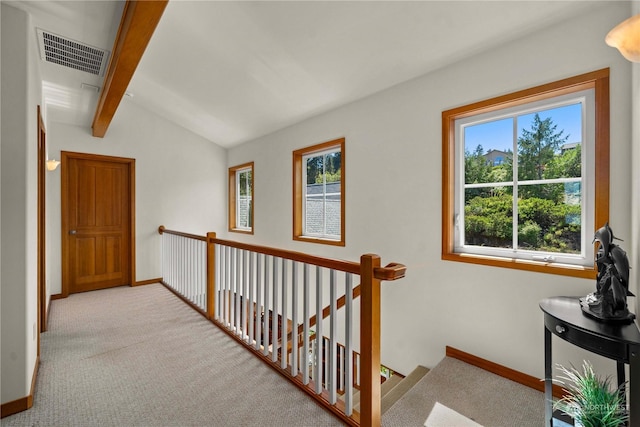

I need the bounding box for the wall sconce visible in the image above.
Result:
[605,14,640,62]
[46,159,60,171]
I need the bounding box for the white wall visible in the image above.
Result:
[631,0,640,332]
[46,99,228,296]
[1,2,42,404]
[227,3,633,379]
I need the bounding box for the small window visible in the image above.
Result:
[442,69,610,278]
[229,162,254,234]
[293,138,345,246]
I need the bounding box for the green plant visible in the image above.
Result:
[554,361,628,427]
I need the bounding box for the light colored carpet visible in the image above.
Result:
[381,356,544,427]
[1,284,344,427]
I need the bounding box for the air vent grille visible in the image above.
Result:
[37,29,110,76]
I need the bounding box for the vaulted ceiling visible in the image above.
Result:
[8,0,610,148]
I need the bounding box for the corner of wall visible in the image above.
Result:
[631,1,640,321]
[1,2,40,405]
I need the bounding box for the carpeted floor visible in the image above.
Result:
[382,356,544,426]
[3,283,544,427]
[1,284,344,427]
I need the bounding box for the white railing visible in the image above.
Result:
[159,226,208,314]
[158,226,406,427]
[215,242,359,416]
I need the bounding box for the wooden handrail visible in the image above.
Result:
[212,237,361,275]
[158,226,407,280]
[374,263,406,281]
[158,225,207,242]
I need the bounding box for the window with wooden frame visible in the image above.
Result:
[229,162,254,234]
[442,69,609,278]
[293,138,345,246]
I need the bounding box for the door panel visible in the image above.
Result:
[63,153,134,295]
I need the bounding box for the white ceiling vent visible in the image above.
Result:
[37,29,110,76]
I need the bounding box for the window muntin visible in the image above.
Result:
[293,138,345,246]
[442,69,610,278]
[229,162,254,234]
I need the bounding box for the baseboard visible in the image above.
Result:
[134,278,162,287]
[50,293,64,300]
[445,346,566,399]
[1,356,39,418]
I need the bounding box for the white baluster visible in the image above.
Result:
[248,250,254,344]
[215,244,221,321]
[235,247,241,335]
[315,266,323,395]
[255,253,262,351]
[303,263,310,386]
[281,258,288,369]
[345,272,353,416]
[271,256,278,363]
[263,255,270,356]
[329,269,337,404]
[291,261,298,377]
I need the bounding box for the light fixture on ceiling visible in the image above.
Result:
[46,159,60,171]
[605,14,640,62]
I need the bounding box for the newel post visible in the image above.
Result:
[206,232,216,320]
[360,253,382,427]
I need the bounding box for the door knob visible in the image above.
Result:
[69,230,77,235]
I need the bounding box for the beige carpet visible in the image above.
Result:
[1,284,344,427]
[381,356,544,426]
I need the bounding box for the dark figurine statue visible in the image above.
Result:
[580,223,635,323]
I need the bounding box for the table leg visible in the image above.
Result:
[545,326,553,427]
[630,344,639,427]
[617,361,625,390]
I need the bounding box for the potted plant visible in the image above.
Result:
[554,361,628,427]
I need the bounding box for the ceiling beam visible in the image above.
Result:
[92,0,168,138]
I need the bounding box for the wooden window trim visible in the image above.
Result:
[228,162,254,234]
[441,68,609,279]
[293,138,345,246]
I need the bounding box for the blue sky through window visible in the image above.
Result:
[464,103,582,154]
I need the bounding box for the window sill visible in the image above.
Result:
[442,252,596,279]
[229,228,253,235]
[294,235,345,247]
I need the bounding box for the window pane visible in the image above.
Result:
[517,104,581,181]
[325,183,341,237]
[303,151,341,237]
[237,201,250,227]
[324,151,341,183]
[237,169,252,229]
[464,118,514,185]
[239,170,252,196]
[306,155,323,185]
[464,191,513,248]
[305,194,324,234]
[517,183,581,253]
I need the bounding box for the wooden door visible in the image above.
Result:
[62,152,135,295]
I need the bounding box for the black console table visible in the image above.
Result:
[540,296,640,427]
